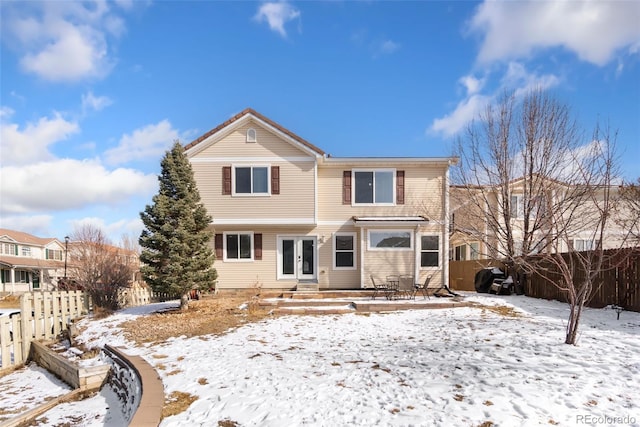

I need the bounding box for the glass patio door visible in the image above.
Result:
[278,236,317,280]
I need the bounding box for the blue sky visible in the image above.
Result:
[1,0,639,244]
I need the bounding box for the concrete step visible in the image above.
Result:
[282,290,375,299]
[260,299,356,308]
[271,307,356,315]
[296,283,319,292]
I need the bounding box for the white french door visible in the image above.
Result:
[277,236,317,281]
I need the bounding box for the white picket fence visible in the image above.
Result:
[0,291,89,370]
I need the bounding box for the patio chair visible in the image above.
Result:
[398,275,414,299]
[370,275,390,300]
[412,275,433,300]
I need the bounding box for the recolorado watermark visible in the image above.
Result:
[576,414,637,425]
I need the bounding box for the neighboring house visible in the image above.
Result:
[450,176,635,262]
[0,228,67,293]
[185,108,458,291]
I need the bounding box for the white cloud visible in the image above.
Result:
[0,158,157,215]
[0,106,15,119]
[81,91,113,113]
[459,75,484,96]
[1,1,132,82]
[104,120,179,165]
[19,22,111,81]
[0,112,79,166]
[430,63,560,137]
[376,39,400,56]
[67,216,143,244]
[501,62,561,98]
[430,94,491,138]
[0,215,53,237]
[254,1,301,38]
[469,0,640,66]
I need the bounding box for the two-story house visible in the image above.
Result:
[450,176,635,262]
[185,108,458,291]
[0,228,67,293]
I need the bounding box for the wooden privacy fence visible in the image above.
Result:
[449,248,640,312]
[0,291,90,370]
[524,248,640,312]
[449,259,506,291]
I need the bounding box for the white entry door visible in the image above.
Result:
[277,236,317,281]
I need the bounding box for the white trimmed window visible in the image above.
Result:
[510,195,524,219]
[46,249,63,261]
[21,246,31,257]
[333,233,356,269]
[234,166,269,195]
[368,230,412,251]
[1,243,18,255]
[570,239,597,251]
[420,235,439,267]
[469,242,480,260]
[224,232,253,261]
[354,169,395,205]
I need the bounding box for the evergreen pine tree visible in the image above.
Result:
[139,141,216,309]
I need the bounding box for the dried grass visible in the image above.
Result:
[0,295,19,309]
[162,391,198,418]
[118,296,271,345]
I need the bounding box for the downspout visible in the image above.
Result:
[360,227,366,288]
[414,225,420,282]
[444,165,451,287]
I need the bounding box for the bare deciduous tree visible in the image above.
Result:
[453,89,630,344]
[67,224,135,310]
[617,177,640,244]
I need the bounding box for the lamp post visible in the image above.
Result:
[64,236,69,281]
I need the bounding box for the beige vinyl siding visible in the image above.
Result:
[189,119,317,222]
[317,164,447,222]
[315,225,361,289]
[192,160,315,221]
[196,121,313,159]
[212,225,361,290]
[211,228,293,290]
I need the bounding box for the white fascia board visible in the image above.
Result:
[186,114,322,160]
[212,218,317,226]
[320,157,458,167]
[189,156,316,163]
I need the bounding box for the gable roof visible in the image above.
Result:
[0,228,59,247]
[184,108,325,156]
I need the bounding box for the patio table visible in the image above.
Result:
[386,275,400,300]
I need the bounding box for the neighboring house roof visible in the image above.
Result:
[0,254,63,269]
[0,228,59,246]
[184,107,326,156]
[450,173,572,191]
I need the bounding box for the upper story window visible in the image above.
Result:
[46,249,63,261]
[368,230,412,250]
[510,195,524,219]
[246,128,257,143]
[354,169,394,204]
[234,166,269,195]
[21,246,31,257]
[1,243,18,256]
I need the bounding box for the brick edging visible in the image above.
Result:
[103,345,164,427]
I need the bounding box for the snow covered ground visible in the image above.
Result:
[1,293,639,426]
